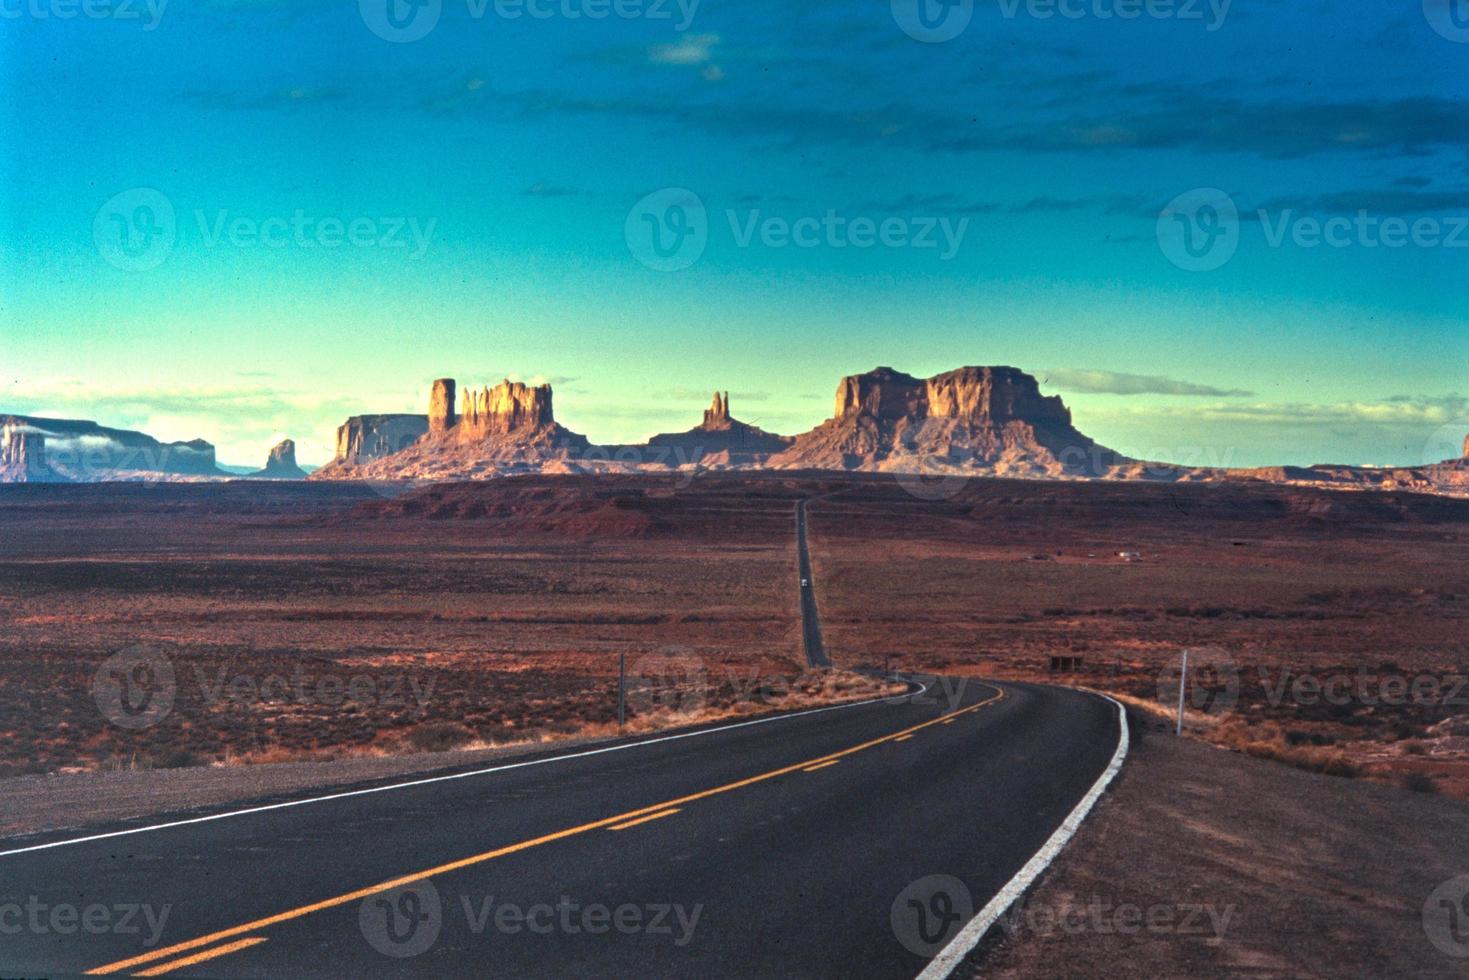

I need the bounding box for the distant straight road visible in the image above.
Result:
[796,498,831,668]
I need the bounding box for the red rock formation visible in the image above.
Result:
[253,438,307,479]
[645,392,791,464]
[774,366,1121,478]
[428,379,457,434]
[457,380,555,437]
[703,391,730,428]
[331,415,429,466]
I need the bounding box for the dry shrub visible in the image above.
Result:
[405,722,477,753]
[1212,719,1360,779]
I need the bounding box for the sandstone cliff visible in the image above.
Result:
[314,378,589,482]
[428,379,457,434]
[456,379,557,437]
[770,366,1126,478]
[0,415,222,483]
[302,368,1469,498]
[330,414,430,467]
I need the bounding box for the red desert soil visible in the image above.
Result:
[974,710,1469,979]
[2,472,1467,794]
[1,474,1465,979]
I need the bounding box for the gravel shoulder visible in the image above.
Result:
[972,709,1469,979]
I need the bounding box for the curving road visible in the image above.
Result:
[0,501,1125,979]
[0,679,1122,980]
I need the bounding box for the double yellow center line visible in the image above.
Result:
[90,684,1005,976]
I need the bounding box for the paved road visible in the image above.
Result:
[795,499,831,668]
[0,680,1122,979]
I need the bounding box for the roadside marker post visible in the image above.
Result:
[618,652,626,730]
[1175,649,1189,736]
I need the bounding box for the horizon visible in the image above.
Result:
[5,2,1468,468]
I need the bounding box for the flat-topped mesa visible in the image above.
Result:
[834,365,1072,427]
[455,379,556,437]
[428,378,457,433]
[334,414,429,465]
[773,365,1119,478]
[0,414,221,482]
[1463,432,1469,459]
[702,391,731,428]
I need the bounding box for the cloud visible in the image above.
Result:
[853,193,1000,214]
[5,381,374,468]
[1175,396,1469,426]
[1253,187,1469,214]
[649,34,719,66]
[522,182,581,198]
[1080,395,1469,468]
[1043,370,1254,398]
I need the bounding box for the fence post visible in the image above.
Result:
[1176,649,1190,736]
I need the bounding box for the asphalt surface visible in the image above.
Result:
[0,679,1121,980]
[1,499,1122,978]
[795,499,831,668]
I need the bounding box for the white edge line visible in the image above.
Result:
[0,682,931,859]
[915,692,1130,980]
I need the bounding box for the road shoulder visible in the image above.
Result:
[970,709,1469,979]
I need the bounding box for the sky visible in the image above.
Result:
[2,0,1467,468]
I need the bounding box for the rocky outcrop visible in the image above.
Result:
[457,380,556,437]
[301,367,1469,498]
[428,379,457,434]
[1464,432,1469,459]
[252,439,307,479]
[314,378,589,482]
[704,392,730,427]
[645,391,792,466]
[0,415,222,483]
[331,414,430,466]
[772,366,1124,478]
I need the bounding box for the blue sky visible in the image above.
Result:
[2,0,1467,467]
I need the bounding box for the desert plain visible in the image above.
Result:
[1,471,1466,799]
